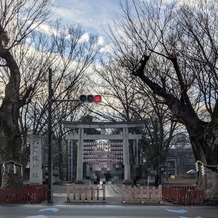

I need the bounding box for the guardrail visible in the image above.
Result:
[162,185,205,205]
[67,184,106,203]
[121,185,163,204]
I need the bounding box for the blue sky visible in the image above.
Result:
[52,0,121,36]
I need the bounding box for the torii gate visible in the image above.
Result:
[62,121,144,184]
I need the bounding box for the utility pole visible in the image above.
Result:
[47,68,53,203]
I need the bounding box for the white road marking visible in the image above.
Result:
[38,208,59,212]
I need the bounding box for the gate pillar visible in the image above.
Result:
[75,127,84,184]
[123,127,131,184]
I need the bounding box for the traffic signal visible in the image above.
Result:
[79,95,102,103]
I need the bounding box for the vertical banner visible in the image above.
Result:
[30,135,43,184]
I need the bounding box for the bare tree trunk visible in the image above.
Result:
[187,123,218,201]
[205,169,218,201]
[0,55,21,161]
[0,30,22,187]
[0,0,51,188]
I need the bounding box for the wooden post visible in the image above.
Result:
[85,186,88,200]
[152,187,155,202]
[67,184,70,202]
[102,185,106,201]
[146,186,149,202]
[73,186,76,200]
[159,185,163,204]
[128,186,131,201]
[122,185,125,203]
[91,186,94,200]
[140,186,144,203]
[78,187,82,200]
[97,186,99,200]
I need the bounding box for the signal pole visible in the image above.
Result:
[47,68,53,203]
[46,69,101,203]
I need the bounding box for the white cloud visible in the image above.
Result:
[52,0,120,35]
[100,43,114,54]
[97,36,104,46]
[38,23,60,36]
[78,32,90,43]
[25,20,61,36]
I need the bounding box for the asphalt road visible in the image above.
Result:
[0,204,217,218]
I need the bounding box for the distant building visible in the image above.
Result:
[165,148,195,178]
[165,133,196,178]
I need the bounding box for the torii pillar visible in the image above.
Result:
[123,127,132,184]
[75,127,84,184]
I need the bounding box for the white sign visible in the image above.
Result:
[30,135,43,184]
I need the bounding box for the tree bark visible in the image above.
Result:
[187,122,218,201]
[0,51,21,162]
[0,27,22,187]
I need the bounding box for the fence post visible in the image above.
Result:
[140,186,144,203]
[78,187,82,200]
[72,186,75,200]
[122,185,125,203]
[67,184,70,202]
[151,187,155,202]
[159,185,163,204]
[146,187,149,202]
[84,186,88,200]
[102,185,106,201]
[91,186,94,200]
[97,186,99,200]
[128,186,132,201]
